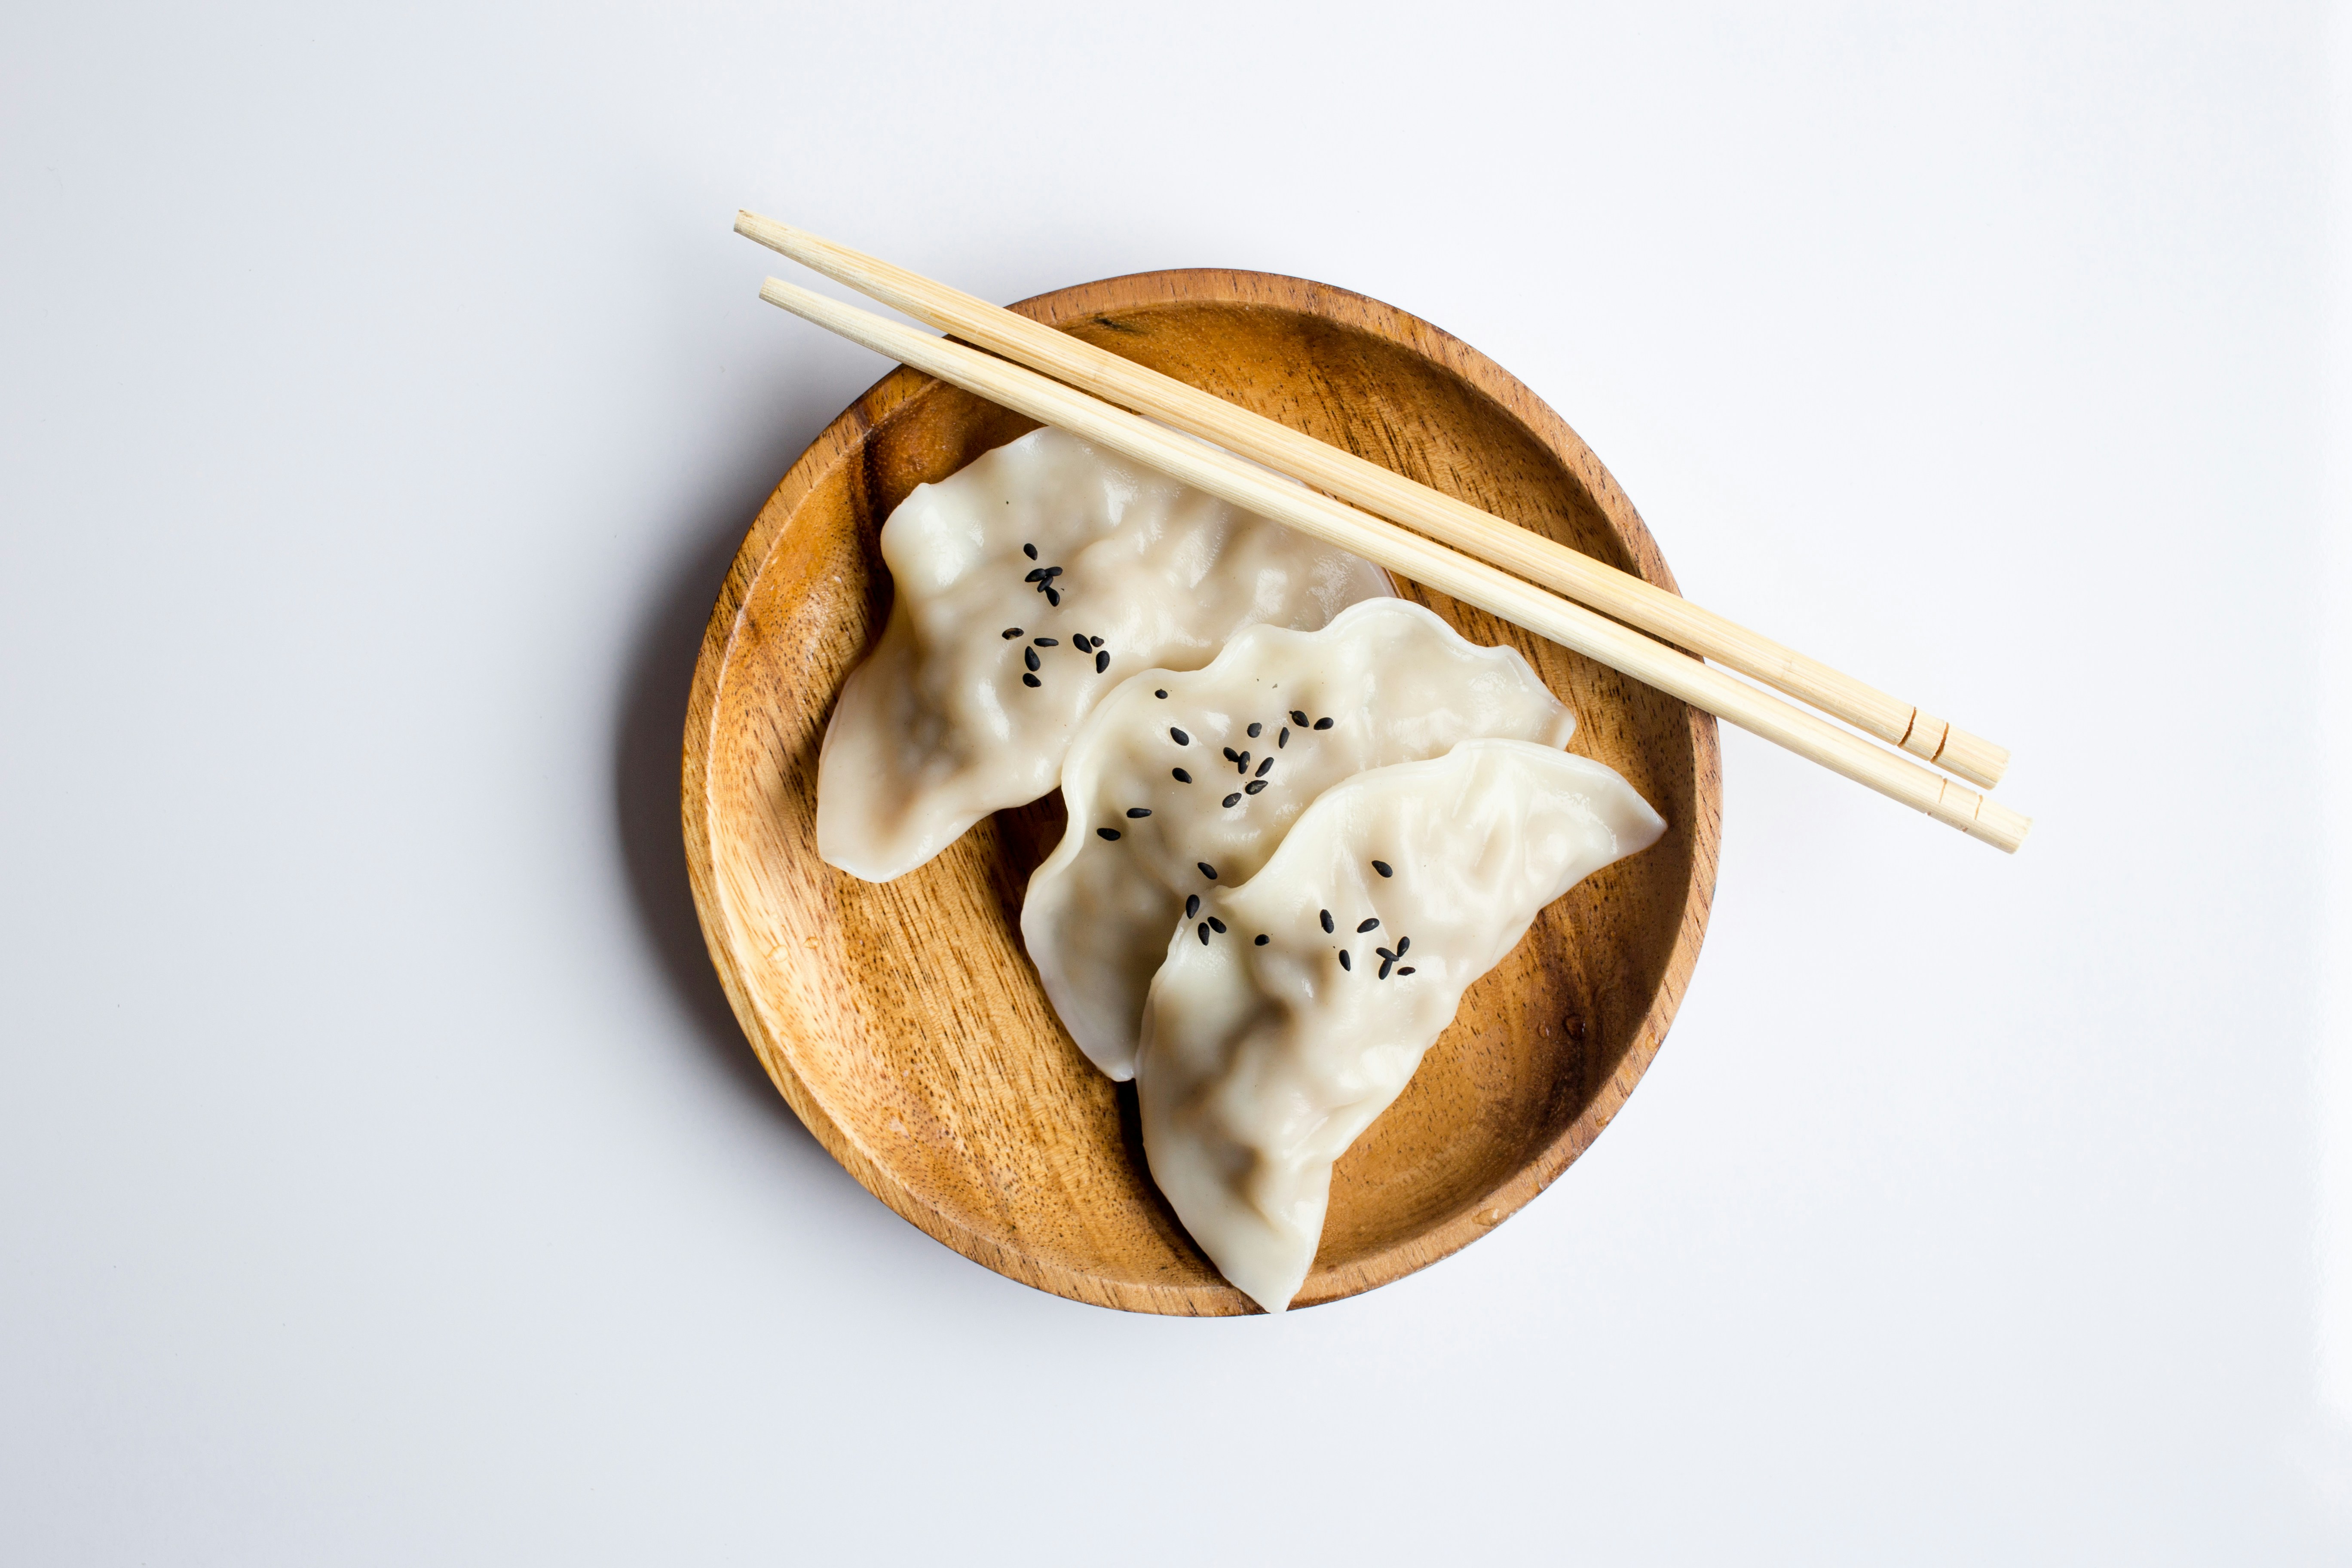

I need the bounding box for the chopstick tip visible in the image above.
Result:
[1973,799,2033,854]
[735,208,791,251]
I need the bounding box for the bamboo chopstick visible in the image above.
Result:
[735,210,2012,792]
[753,274,2031,854]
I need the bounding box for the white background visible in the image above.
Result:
[4,1,2346,1561]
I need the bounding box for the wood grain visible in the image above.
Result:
[682,270,1722,1314]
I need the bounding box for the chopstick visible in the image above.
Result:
[735,211,2012,793]
[752,274,2032,854]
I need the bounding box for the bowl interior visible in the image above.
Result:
[684,270,1720,1314]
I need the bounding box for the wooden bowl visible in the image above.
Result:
[683,270,1721,1314]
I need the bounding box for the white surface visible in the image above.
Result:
[2325,0,2352,1450]
[1,1,2344,1560]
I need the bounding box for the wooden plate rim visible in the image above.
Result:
[681,268,1723,1313]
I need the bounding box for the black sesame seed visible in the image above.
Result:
[1338,950,1353,971]
[1378,957,1394,979]
[1185,894,1200,919]
[1222,747,1239,763]
[1243,780,1268,795]
[1095,650,1109,673]
[1396,966,1415,976]
[1071,634,1091,652]
[1314,716,1334,730]
[1001,627,1023,639]
[1170,728,1189,745]
[1025,568,1047,582]
[1235,751,1251,771]
[1021,672,1041,688]
[1041,566,1063,578]
[1290,710,1309,726]
[1372,860,1393,877]
[1032,637,1058,647]
[1023,543,1038,560]
[1023,647,1040,671]
[1357,918,1379,933]
[1126,807,1152,818]
[1197,922,1210,945]
[1222,793,1241,808]
[1396,936,1409,954]
[1172,768,1191,783]
[1376,947,1396,961]
[1253,934,1269,946]
[1044,588,1060,606]
[1278,728,1289,747]
[1320,909,1335,934]
[1254,756,1273,777]
[1096,827,1120,841]
[1208,917,1226,934]
[1197,862,1218,881]
[1155,689,1168,699]
[1246,723,1262,738]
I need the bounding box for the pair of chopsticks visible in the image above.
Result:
[737,210,2031,854]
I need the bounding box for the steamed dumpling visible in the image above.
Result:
[1023,599,1574,1081]
[1135,739,1667,1313]
[817,426,1393,882]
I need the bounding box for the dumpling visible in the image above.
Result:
[817,426,1393,882]
[1023,599,1574,1082]
[1134,738,1667,1313]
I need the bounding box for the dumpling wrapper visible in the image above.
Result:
[1135,738,1667,1313]
[817,426,1392,882]
[1024,599,1574,1082]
